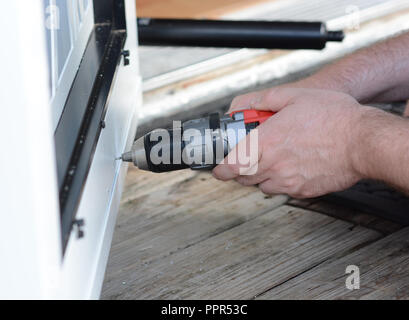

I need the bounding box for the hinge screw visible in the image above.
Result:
[122,50,130,66]
[72,219,85,239]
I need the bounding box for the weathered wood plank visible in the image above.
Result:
[258,227,409,300]
[120,166,197,204]
[102,205,381,299]
[102,169,288,295]
[110,170,287,254]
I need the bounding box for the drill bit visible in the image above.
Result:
[116,151,133,162]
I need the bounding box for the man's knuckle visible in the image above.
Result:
[290,192,304,199]
[279,167,296,180]
[270,163,281,174]
[230,165,241,175]
[260,183,273,194]
[237,177,252,186]
[212,171,223,180]
[265,89,277,102]
[282,179,302,196]
[282,179,295,189]
[271,162,292,177]
[298,188,314,199]
[231,96,244,107]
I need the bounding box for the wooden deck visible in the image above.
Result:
[135,0,274,19]
[101,167,409,299]
[100,0,409,300]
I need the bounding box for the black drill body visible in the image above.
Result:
[120,111,270,172]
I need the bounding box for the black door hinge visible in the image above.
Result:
[121,50,130,65]
[72,219,85,239]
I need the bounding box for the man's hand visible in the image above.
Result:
[212,87,369,198]
[212,31,409,198]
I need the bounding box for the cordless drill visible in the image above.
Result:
[118,110,275,172]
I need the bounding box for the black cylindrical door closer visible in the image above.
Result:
[137,18,344,50]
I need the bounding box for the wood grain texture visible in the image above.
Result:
[258,227,409,300]
[102,198,381,299]
[136,0,272,19]
[102,167,288,297]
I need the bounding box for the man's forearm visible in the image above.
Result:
[352,107,409,194]
[296,31,409,103]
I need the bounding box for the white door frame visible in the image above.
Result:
[0,0,140,299]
